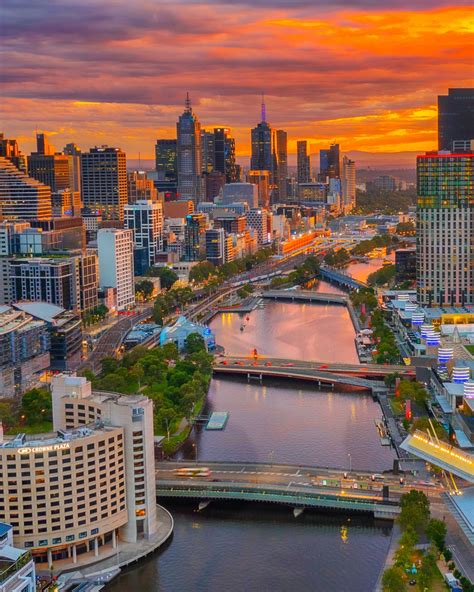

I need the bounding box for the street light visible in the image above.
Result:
[348,453,352,473]
[192,442,198,461]
[268,450,274,467]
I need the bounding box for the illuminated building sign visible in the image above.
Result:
[17,442,70,455]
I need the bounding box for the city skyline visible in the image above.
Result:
[1,1,472,161]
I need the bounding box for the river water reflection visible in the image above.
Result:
[108,277,396,591]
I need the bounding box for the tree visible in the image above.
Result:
[417,551,437,590]
[135,279,154,300]
[381,566,406,592]
[442,548,452,562]
[367,265,396,287]
[398,381,428,406]
[0,401,17,429]
[20,388,52,425]
[147,266,179,290]
[399,490,430,533]
[189,261,216,283]
[185,333,206,354]
[394,526,418,568]
[426,518,447,552]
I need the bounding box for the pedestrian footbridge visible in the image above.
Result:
[401,431,474,483]
[319,265,367,290]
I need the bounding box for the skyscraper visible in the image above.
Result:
[35,132,55,156]
[438,88,474,151]
[319,143,340,180]
[214,127,238,183]
[177,94,202,202]
[0,133,26,171]
[127,171,158,203]
[201,130,215,174]
[297,141,311,184]
[416,150,473,306]
[274,129,288,201]
[0,157,52,220]
[251,99,273,173]
[80,146,127,220]
[247,170,270,208]
[155,139,177,183]
[341,156,356,212]
[28,153,72,192]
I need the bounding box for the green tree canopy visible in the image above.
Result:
[399,490,430,533]
[135,279,154,300]
[426,518,447,552]
[185,332,206,354]
[146,266,179,289]
[381,566,406,592]
[20,388,52,425]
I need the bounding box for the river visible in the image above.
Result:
[108,262,395,592]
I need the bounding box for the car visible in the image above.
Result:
[408,580,416,586]
[220,361,228,365]
[265,362,273,366]
[284,363,294,367]
[319,364,328,369]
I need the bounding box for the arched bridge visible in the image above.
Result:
[156,461,405,519]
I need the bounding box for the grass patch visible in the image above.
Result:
[389,397,405,416]
[161,426,191,455]
[465,344,474,356]
[6,421,53,435]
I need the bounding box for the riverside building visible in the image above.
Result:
[0,375,158,567]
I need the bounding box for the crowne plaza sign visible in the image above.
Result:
[17,442,70,454]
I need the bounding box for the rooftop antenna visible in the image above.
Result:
[185,92,192,113]
[138,151,141,170]
[261,93,266,122]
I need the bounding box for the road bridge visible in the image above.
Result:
[319,265,367,290]
[155,461,419,519]
[262,290,348,305]
[214,356,414,379]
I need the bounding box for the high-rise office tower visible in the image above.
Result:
[80,146,127,220]
[28,152,72,192]
[246,208,272,245]
[36,132,55,156]
[0,157,52,220]
[184,213,206,261]
[127,171,158,203]
[155,139,177,183]
[274,129,287,201]
[417,150,473,306]
[63,142,81,156]
[124,200,163,274]
[214,127,238,183]
[438,88,474,151]
[63,143,82,195]
[177,94,202,202]
[341,156,356,212]
[98,228,135,310]
[319,143,340,181]
[251,99,273,173]
[201,130,215,174]
[297,141,311,184]
[205,228,227,266]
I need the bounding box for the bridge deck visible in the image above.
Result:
[262,290,348,305]
[401,431,474,483]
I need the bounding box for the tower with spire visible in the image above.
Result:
[176,93,203,201]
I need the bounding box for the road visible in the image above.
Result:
[81,307,153,373]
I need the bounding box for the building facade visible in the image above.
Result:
[97,229,135,311]
[416,151,474,306]
[127,171,158,203]
[176,95,202,202]
[0,375,158,566]
[341,156,356,212]
[438,88,474,151]
[80,147,128,220]
[184,213,206,261]
[0,522,36,592]
[0,158,52,221]
[297,140,311,184]
[155,139,177,184]
[124,200,164,274]
[205,228,226,266]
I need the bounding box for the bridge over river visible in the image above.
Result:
[156,461,444,520]
[213,356,414,392]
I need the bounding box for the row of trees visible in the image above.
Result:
[367,264,396,287]
[270,255,320,288]
[188,246,274,285]
[323,248,351,268]
[352,234,398,257]
[152,286,194,324]
[145,266,179,290]
[81,304,109,327]
[383,490,473,592]
[371,310,400,364]
[354,188,417,215]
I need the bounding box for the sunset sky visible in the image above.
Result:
[1,0,473,164]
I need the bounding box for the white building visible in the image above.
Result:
[222,183,258,209]
[97,228,135,311]
[0,375,159,568]
[342,156,356,213]
[124,200,164,269]
[246,208,271,245]
[0,523,36,592]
